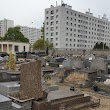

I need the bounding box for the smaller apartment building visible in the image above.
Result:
[0,41,30,54]
[20,26,42,45]
[0,19,14,37]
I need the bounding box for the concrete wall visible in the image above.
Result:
[32,95,91,110]
[0,41,30,54]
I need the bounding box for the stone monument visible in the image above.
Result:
[20,61,43,100]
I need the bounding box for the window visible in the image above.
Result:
[67,11,69,14]
[51,16,54,20]
[56,43,58,46]
[71,23,72,26]
[51,10,54,14]
[67,22,68,25]
[50,38,53,41]
[56,21,58,24]
[51,22,54,25]
[46,33,48,36]
[56,15,58,18]
[56,9,58,13]
[70,28,72,31]
[14,46,19,52]
[71,12,73,15]
[51,27,54,31]
[70,39,72,41]
[66,33,68,36]
[51,33,53,36]
[56,26,58,29]
[66,44,68,46]
[71,18,73,20]
[67,17,69,20]
[56,32,58,35]
[75,13,76,16]
[46,11,48,14]
[66,38,68,41]
[56,38,58,40]
[46,17,48,20]
[46,22,48,25]
[66,28,68,30]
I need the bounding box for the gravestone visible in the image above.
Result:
[91,58,106,70]
[20,61,43,100]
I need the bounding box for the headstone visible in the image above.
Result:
[20,61,43,100]
[91,58,106,70]
[0,94,12,110]
[62,58,83,68]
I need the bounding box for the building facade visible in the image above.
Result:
[20,26,42,45]
[0,18,14,37]
[0,41,30,54]
[45,3,110,50]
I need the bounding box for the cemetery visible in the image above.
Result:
[1,50,110,109]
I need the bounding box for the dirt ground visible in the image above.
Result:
[58,85,110,110]
[80,90,110,110]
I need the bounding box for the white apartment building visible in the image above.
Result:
[45,3,110,50]
[20,26,42,45]
[0,18,14,37]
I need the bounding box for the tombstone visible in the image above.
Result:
[91,58,106,70]
[20,61,43,100]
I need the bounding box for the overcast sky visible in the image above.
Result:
[0,0,110,29]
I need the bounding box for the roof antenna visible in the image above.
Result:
[61,0,64,5]
[56,1,58,6]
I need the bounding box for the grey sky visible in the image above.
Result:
[0,0,110,29]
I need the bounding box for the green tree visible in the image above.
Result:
[93,42,109,50]
[3,26,29,43]
[33,38,53,50]
[43,74,51,82]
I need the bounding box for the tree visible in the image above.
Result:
[93,42,109,50]
[3,26,29,43]
[6,51,16,70]
[43,74,51,82]
[33,37,53,50]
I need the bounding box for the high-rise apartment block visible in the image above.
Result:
[20,26,42,45]
[45,3,110,50]
[0,18,14,37]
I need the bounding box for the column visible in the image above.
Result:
[7,44,10,53]
[1,44,3,52]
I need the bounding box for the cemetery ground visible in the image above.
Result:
[57,84,110,110]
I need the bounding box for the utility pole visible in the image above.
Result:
[103,42,104,54]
